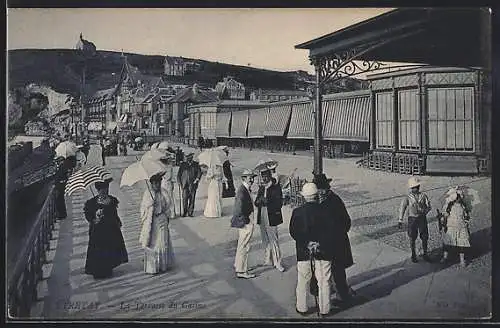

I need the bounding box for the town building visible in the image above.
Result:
[215,76,246,100]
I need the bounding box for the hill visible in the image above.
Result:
[8,49,311,97]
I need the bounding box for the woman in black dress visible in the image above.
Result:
[83,178,128,279]
[54,156,69,220]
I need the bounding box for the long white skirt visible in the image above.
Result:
[204,179,223,218]
[144,214,175,274]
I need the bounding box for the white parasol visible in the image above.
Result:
[197,148,226,167]
[120,159,168,188]
[55,140,78,158]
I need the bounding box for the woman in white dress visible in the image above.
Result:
[139,173,175,274]
[204,164,224,218]
[439,188,471,267]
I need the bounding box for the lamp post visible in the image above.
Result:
[308,65,323,176]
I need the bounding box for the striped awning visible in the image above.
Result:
[216,112,231,137]
[119,114,128,123]
[323,95,370,142]
[247,107,268,138]
[230,110,249,138]
[264,104,292,137]
[287,102,329,139]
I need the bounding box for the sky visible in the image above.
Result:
[7,8,394,73]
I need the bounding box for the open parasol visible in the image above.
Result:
[197,148,226,167]
[55,140,78,158]
[254,158,279,173]
[65,166,112,196]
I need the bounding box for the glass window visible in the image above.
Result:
[427,87,474,152]
[375,92,394,149]
[398,89,420,150]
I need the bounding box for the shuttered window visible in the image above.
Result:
[375,92,394,149]
[428,87,474,152]
[398,89,420,150]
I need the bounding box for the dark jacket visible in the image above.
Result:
[289,201,332,261]
[177,160,202,188]
[319,190,354,268]
[222,160,235,198]
[254,180,283,226]
[231,184,253,228]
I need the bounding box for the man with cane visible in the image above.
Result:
[290,182,332,317]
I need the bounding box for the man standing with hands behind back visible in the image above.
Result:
[231,169,258,279]
[177,153,202,217]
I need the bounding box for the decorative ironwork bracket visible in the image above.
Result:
[310,43,387,88]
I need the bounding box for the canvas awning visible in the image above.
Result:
[216,112,231,137]
[247,107,268,138]
[287,102,328,139]
[264,104,292,137]
[230,110,249,138]
[322,92,371,142]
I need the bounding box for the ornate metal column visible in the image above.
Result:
[309,45,386,175]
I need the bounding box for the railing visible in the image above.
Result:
[7,185,57,318]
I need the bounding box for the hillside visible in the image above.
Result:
[8,49,310,97]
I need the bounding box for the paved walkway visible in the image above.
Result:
[30,144,491,320]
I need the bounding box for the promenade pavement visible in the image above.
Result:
[30,143,491,320]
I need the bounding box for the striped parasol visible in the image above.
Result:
[65,165,112,196]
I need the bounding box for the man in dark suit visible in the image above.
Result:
[231,169,257,279]
[255,169,285,272]
[221,147,235,198]
[289,182,332,317]
[177,153,202,217]
[313,173,355,304]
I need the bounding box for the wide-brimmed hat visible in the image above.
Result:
[150,172,166,182]
[95,176,112,190]
[408,177,420,189]
[312,173,332,189]
[260,169,271,176]
[241,169,257,178]
[186,152,195,159]
[268,163,278,170]
[300,182,318,197]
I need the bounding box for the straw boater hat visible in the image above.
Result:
[241,169,257,178]
[300,182,318,198]
[408,177,420,189]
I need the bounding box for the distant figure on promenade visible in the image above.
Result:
[99,137,106,166]
[54,156,69,220]
[221,146,236,198]
[119,138,127,156]
[398,177,432,263]
[255,168,285,272]
[140,173,175,274]
[198,136,204,151]
[177,153,202,217]
[83,177,128,279]
[175,146,184,166]
[231,169,258,279]
[81,136,90,164]
[289,182,332,317]
[313,173,355,304]
[437,187,472,267]
[204,164,224,218]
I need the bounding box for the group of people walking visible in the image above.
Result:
[58,140,474,317]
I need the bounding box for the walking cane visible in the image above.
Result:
[309,249,320,317]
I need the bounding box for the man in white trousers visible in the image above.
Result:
[255,169,285,272]
[231,169,258,279]
[290,183,332,317]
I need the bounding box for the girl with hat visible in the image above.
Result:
[437,187,471,267]
[398,177,432,263]
[139,172,175,274]
[83,176,128,279]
